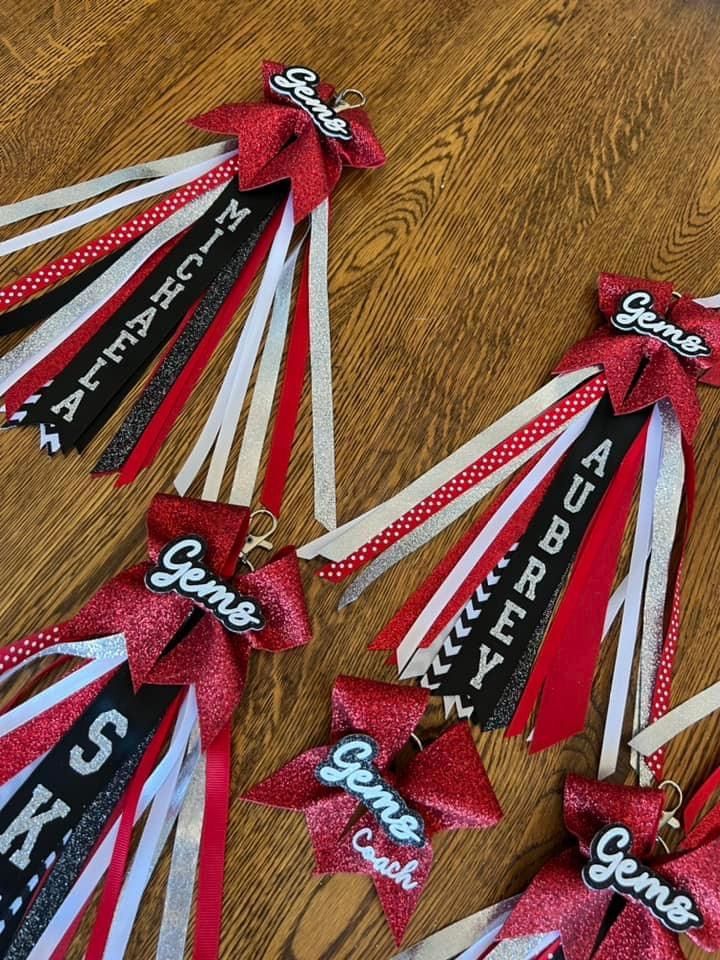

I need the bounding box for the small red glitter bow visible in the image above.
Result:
[500,774,720,960]
[556,273,720,439]
[190,61,386,223]
[29,493,311,746]
[244,675,502,943]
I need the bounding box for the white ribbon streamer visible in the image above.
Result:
[229,238,304,506]
[102,691,198,958]
[0,184,225,400]
[395,404,597,674]
[174,192,295,500]
[0,149,237,258]
[298,368,599,562]
[0,656,124,738]
[0,634,126,688]
[308,198,336,529]
[598,404,662,780]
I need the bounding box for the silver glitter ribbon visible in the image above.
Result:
[338,429,566,608]
[629,681,720,757]
[635,400,684,785]
[309,198,336,529]
[298,368,600,562]
[156,753,206,960]
[229,238,305,506]
[482,934,559,960]
[391,896,519,960]
[0,185,225,399]
[0,140,235,228]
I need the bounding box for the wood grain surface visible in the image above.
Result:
[3,0,720,957]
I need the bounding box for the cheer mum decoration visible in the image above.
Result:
[0,62,385,528]
[0,493,311,959]
[393,774,720,960]
[244,676,502,944]
[300,273,720,780]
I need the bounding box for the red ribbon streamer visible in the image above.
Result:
[261,247,310,517]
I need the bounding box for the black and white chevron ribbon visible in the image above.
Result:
[421,544,518,719]
[5,388,61,454]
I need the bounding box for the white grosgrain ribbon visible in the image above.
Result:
[391,896,520,960]
[298,368,600,562]
[0,145,237,257]
[174,192,295,501]
[598,403,663,780]
[0,184,226,400]
[308,197,336,529]
[229,237,305,506]
[395,403,597,675]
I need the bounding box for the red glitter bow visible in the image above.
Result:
[244,675,502,943]
[556,273,720,439]
[29,493,311,746]
[500,774,720,960]
[190,61,386,223]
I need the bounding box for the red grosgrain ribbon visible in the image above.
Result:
[191,62,385,225]
[557,274,720,441]
[261,247,311,516]
[244,676,501,944]
[508,424,648,748]
[193,721,232,960]
[501,774,720,960]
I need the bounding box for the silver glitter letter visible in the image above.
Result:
[69,709,128,775]
[0,785,70,870]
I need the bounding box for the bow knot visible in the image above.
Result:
[31,494,311,747]
[501,774,720,960]
[189,61,386,223]
[556,273,720,439]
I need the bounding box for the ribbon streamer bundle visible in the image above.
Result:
[0,493,311,959]
[301,273,720,781]
[393,773,720,960]
[0,62,385,528]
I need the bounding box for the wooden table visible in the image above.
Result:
[3,1,720,957]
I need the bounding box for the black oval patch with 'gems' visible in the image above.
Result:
[269,66,353,141]
[581,823,703,934]
[145,535,264,632]
[611,290,711,359]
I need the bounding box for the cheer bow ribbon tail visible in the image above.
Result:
[0,61,385,528]
[244,676,502,944]
[393,774,720,960]
[302,273,720,782]
[0,493,311,960]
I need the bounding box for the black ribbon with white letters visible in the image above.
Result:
[21,180,285,451]
[0,666,177,952]
[436,396,649,723]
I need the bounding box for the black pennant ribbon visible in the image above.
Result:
[0,666,177,950]
[92,210,274,471]
[22,180,285,451]
[436,396,649,722]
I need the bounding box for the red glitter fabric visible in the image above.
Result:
[0,494,312,748]
[501,774,720,960]
[190,61,386,223]
[556,273,720,440]
[244,676,501,943]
